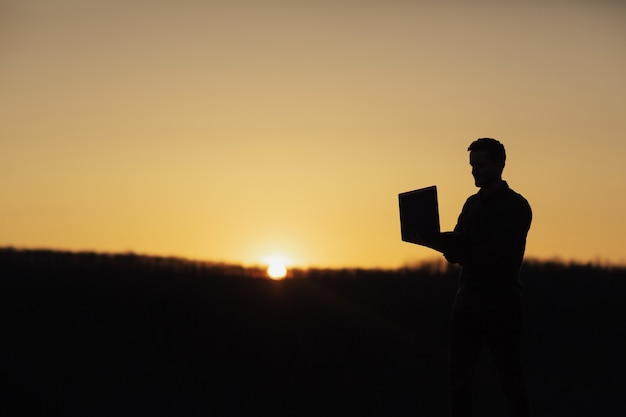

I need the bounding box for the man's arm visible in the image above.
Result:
[409,231,462,254]
[441,198,471,264]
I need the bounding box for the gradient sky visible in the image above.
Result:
[2,0,625,268]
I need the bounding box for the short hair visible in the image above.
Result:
[468,138,506,162]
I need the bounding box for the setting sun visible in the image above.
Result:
[263,254,291,280]
[267,262,287,280]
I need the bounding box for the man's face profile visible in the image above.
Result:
[469,150,503,189]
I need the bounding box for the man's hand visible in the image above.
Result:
[410,231,460,254]
[444,251,461,264]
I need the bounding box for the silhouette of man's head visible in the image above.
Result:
[468,138,506,189]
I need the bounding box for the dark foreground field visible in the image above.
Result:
[1,248,625,416]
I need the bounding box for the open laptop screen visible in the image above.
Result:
[398,185,440,244]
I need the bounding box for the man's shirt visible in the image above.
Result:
[446,181,532,311]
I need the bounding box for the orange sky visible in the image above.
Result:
[2,0,625,268]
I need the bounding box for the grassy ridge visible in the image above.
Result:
[1,249,625,416]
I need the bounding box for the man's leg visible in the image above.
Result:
[487,309,529,417]
[449,311,484,417]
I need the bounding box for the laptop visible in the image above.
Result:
[398,185,440,244]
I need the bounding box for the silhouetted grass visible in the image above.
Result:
[1,248,625,416]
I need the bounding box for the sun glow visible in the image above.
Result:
[263,254,291,280]
[267,262,287,280]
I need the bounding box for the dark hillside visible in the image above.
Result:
[1,249,625,416]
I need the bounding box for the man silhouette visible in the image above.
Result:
[417,138,531,416]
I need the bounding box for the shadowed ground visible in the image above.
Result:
[1,249,625,416]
